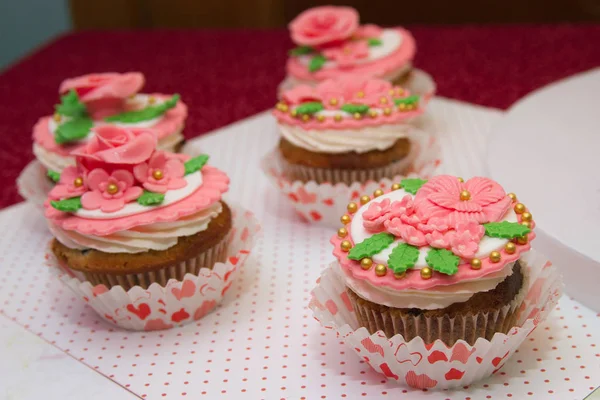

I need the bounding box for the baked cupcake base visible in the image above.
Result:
[52,202,232,290]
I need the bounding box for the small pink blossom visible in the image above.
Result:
[281,84,320,105]
[450,221,485,258]
[387,195,414,219]
[354,24,383,39]
[384,217,427,246]
[418,217,450,233]
[323,41,369,68]
[133,151,186,194]
[48,166,87,200]
[425,230,454,249]
[362,198,391,232]
[81,169,142,212]
[314,79,346,109]
[289,6,358,47]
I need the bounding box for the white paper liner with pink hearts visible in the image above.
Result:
[309,250,562,389]
[45,205,260,331]
[261,131,440,228]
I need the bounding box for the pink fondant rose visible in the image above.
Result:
[413,176,512,227]
[48,166,88,200]
[289,6,359,47]
[322,41,369,68]
[73,125,157,171]
[133,151,187,194]
[59,72,145,119]
[81,169,143,212]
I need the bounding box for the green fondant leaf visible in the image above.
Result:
[295,102,324,115]
[394,95,420,106]
[55,90,88,118]
[340,104,370,114]
[184,154,209,175]
[47,170,61,183]
[425,248,460,275]
[137,191,165,206]
[54,117,93,144]
[289,45,314,56]
[51,196,82,213]
[387,243,420,274]
[348,233,395,260]
[484,221,531,239]
[308,54,327,73]
[105,94,180,123]
[400,178,427,195]
[368,38,383,46]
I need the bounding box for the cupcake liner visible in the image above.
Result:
[261,131,440,227]
[309,250,562,389]
[46,204,260,331]
[17,160,55,211]
[347,263,529,346]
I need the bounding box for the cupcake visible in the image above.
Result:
[273,75,427,185]
[45,125,229,290]
[281,6,434,95]
[331,175,537,346]
[33,72,187,177]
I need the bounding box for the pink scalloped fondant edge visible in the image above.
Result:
[44,166,228,236]
[32,94,188,156]
[286,28,416,81]
[331,200,536,291]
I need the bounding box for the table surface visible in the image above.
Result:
[1,25,599,209]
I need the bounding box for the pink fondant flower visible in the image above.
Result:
[450,221,485,258]
[323,40,369,68]
[59,72,145,119]
[354,24,383,39]
[282,84,320,105]
[387,195,414,219]
[289,6,359,47]
[386,219,428,247]
[48,166,88,200]
[425,230,454,249]
[418,217,450,234]
[313,79,345,109]
[81,169,142,213]
[73,125,157,171]
[362,198,391,232]
[413,175,512,228]
[133,151,186,194]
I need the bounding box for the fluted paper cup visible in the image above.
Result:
[17,160,54,211]
[309,250,562,389]
[46,205,260,331]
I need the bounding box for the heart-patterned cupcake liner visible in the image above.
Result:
[309,249,562,389]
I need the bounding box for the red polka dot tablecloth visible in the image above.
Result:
[1,99,599,399]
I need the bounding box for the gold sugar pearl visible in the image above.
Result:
[514,203,526,214]
[391,183,401,191]
[280,103,289,112]
[517,235,528,245]
[290,109,298,117]
[394,271,406,279]
[373,189,384,198]
[489,251,501,263]
[398,103,407,111]
[375,264,387,277]
[353,112,362,120]
[360,195,371,205]
[505,242,517,254]
[316,114,326,122]
[334,114,343,122]
[301,114,310,122]
[152,169,164,180]
[395,88,403,96]
[337,227,348,238]
[388,89,395,96]
[148,96,156,104]
[508,193,517,201]
[457,177,464,183]
[368,110,378,118]
[340,240,352,252]
[361,258,373,270]
[420,267,432,279]
[406,104,414,111]
[521,221,532,229]
[521,212,532,222]
[347,202,358,214]
[106,183,119,195]
[470,258,482,270]
[341,214,351,224]
[379,97,388,104]
[329,98,338,106]
[53,113,62,122]
[356,91,365,98]
[73,177,84,187]
[383,107,392,116]
[459,190,471,201]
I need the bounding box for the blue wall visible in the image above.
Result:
[0,0,71,70]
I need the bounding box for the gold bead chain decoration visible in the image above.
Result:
[394,271,406,279]
[337,227,348,238]
[53,113,62,122]
[521,221,531,229]
[334,114,343,122]
[316,114,325,122]
[373,189,384,198]
[73,177,84,187]
[398,103,406,111]
[290,109,298,118]
[459,190,471,201]
[505,242,517,254]
[275,103,289,112]
[300,114,309,122]
[375,264,387,276]
[368,110,378,119]
[379,97,388,105]
[406,104,415,111]
[152,169,164,180]
[353,112,362,120]
[347,202,358,214]
[383,107,392,116]
[470,258,482,270]
[391,183,401,191]
[340,240,352,252]
[514,203,525,214]
[420,267,432,279]
[360,195,371,205]
[107,183,119,195]
[507,192,517,201]
[489,251,501,263]
[516,235,528,245]
[341,214,351,224]
[360,258,373,270]
[521,212,532,222]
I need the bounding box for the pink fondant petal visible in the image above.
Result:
[87,169,110,191]
[465,177,506,206]
[164,158,185,178]
[81,191,104,210]
[112,169,135,187]
[133,163,149,183]
[481,195,512,223]
[149,151,167,169]
[100,198,126,213]
[123,186,143,203]
[166,177,187,190]
[143,182,168,193]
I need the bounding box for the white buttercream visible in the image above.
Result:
[350,189,515,268]
[49,202,222,253]
[278,123,414,154]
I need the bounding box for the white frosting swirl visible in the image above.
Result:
[279,124,414,154]
[49,202,222,253]
[338,261,515,310]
